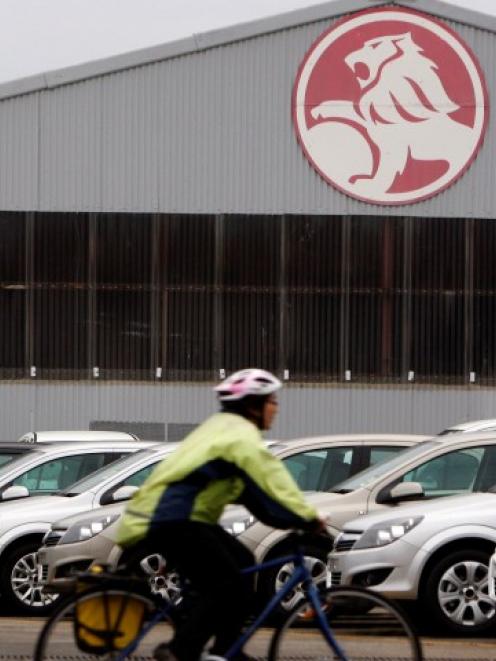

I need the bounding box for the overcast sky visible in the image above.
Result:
[0,0,493,84]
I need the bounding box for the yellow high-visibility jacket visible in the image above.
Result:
[116,412,318,547]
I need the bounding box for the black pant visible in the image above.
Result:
[145,520,255,661]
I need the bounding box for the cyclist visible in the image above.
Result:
[116,368,325,661]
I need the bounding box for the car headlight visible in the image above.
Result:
[58,514,119,545]
[223,515,255,536]
[353,516,423,550]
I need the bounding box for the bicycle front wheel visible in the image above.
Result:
[34,585,174,660]
[269,586,423,661]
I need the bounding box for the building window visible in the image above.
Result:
[0,211,494,385]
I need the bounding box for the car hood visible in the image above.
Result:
[342,492,496,533]
[0,493,93,527]
[50,502,126,530]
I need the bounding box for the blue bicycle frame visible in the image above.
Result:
[116,545,347,661]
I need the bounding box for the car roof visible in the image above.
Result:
[439,419,496,435]
[0,442,37,453]
[18,439,156,453]
[17,430,141,443]
[282,434,428,442]
[434,430,496,443]
[270,433,429,451]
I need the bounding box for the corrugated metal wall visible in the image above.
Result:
[0,12,493,215]
[3,380,496,441]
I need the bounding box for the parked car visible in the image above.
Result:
[228,429,496,618]
[438,418,496,435]
[17,430,140,443]
[327,491,496,635]
[0,440,160,614]
[38,433,427,612]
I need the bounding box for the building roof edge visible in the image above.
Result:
[0,0,493,101]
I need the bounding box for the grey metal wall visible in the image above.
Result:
[0,6,494,216]
[2,381,496,440]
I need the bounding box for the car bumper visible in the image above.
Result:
[327,539,427,600]
[38,533,117,593]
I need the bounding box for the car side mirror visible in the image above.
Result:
[1,485,30,501]
[111,485,139,502]
[377,481,424,504]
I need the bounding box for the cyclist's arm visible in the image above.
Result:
[228,439,320,530]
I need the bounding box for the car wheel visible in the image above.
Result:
[258,543,328,623]
[139,553,182,604]
[423,548,495,635]
[123,549,182,604]
[0,541,59,615]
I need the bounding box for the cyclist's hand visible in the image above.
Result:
[311,516,330,534]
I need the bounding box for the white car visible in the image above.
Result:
[233,430,496,618]
[438,418,496,435]
[39,433,427,615]
[327,491,496,636]
[0,443,174,615]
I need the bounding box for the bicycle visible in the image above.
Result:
[35,533,423,660]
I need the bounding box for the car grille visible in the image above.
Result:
[330,571,342,586]
[40,564,48,582]
[43,531,64,547]
[335,539,357,552]
[334,532,361,553]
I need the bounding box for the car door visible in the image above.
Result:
[374,443,489,505]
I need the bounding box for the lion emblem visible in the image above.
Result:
[310,32,477,198]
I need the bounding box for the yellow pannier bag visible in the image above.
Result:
[74,591,146,655]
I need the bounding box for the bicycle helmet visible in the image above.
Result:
[214,368,282,401]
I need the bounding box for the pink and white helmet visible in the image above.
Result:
[214,368,282,401]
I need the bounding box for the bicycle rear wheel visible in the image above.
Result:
[269,586,423,661]
[34,585,174,660]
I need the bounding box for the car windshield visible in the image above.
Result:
[329,440,440,492]
[59,448,159,495]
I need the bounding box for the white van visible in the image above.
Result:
[17,430,140,443]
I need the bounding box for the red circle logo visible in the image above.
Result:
[292,8,489,205]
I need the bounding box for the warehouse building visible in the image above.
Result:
[0,0,495,439]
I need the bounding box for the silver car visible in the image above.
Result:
[328,491,496,636]
[228,430,496,619]
[39,433,426,611]
[0,442,171,615]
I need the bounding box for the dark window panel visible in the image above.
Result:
[32,290,88,376]
[410,218,466,382]
[0,212,25,283]
[411,293,465,381]
[285,215,342,288]
[287,293,340,380]
[222,215,280,287]
[161,215,215,286]
[348,217,404,380]
[0,291,25,374]
[411,218,465,290]
[96,291,152,376]
[164,291,214,378]
[33,213,88,283]
[96,214,152,285]
[221,292,279,372]
[473,219,496,381]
